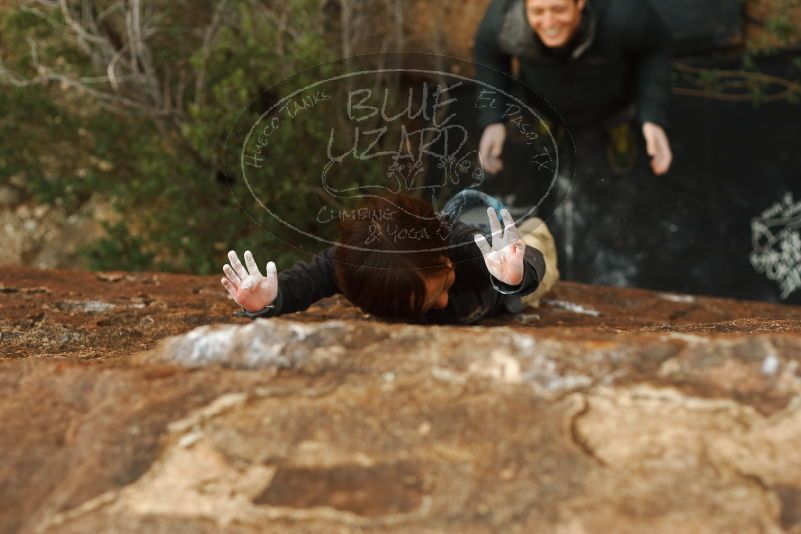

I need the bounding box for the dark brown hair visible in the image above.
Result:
[333,192,452,320]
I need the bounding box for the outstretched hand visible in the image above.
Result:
[221,250,278,312]
[473,207,526,286]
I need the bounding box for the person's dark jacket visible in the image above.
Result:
[238,220,546,325]
[473,0,671,130]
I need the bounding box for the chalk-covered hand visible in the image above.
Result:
[220,250,278,312]
[473,207,525,286]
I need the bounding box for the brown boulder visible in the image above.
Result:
[2,267,801,532]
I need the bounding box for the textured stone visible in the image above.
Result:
[2,267,801,533]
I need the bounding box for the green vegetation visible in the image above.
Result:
[0,0,392,273]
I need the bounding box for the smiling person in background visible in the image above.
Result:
[474,0,673,176]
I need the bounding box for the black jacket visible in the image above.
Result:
[473,0,671,130]
[238,220,546,325]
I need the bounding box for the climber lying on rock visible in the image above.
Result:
[221,192,559,325]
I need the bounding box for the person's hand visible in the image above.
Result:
[642,122,672,175]
[473,207,526,286]
[478,123,506,174]
[221,250,278,312]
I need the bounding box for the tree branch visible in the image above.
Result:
[194,0,230,107]
[672,61,801,103]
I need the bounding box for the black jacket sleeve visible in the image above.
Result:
[624,0,672,128]
[237,247,340,319]
[489,244,546,297]
[472,0,516,130]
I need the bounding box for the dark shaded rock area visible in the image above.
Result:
[2,267,801,533]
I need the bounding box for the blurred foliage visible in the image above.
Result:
[763,13,800,46]
[2,0,798,274]
[0,0,397,273]
[672,0,801,107]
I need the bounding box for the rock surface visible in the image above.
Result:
[0,198,115,270]
[2,267,801,533]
